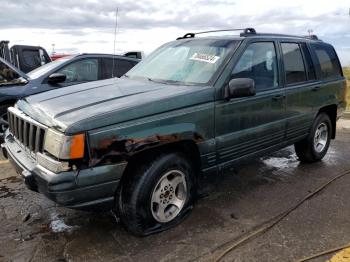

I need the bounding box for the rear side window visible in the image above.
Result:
[115,59,137,77]
[300,44,316,81]
[100,58,114,79]
[312,44,342,80]
[101,58,136,79]
[281,43,307,85]
[22,50,41,67]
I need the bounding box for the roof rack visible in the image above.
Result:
[244,33,320,40]
[176,28,321,41]
[176,28,256,40]
[303,35,319,40]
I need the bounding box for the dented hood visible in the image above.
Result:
[17,77,213,134]
[0,57,28,81]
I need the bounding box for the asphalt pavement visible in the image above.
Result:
[1,120,350,262]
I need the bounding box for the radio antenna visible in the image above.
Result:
[112,7,118,78]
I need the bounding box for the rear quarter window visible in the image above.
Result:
[101,58,137,79]
[115,59,137,77]
[311,44,342,80]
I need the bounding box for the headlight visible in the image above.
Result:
[44,129,85,160]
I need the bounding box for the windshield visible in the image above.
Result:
[27,56,73,79]
[126,39,238,85]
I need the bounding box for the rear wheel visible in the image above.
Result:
[294,113,332,163]
[117,152,196,236]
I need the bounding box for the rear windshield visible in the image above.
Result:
[311,44,342,80]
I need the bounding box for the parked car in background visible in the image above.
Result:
[51,51,144,61]
[2,28,346,236]
[50,53,72,61]
[123,51,145,59]
[0,54,140,136]
[0,40,51,73]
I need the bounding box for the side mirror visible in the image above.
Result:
[48,73,66,84]
[226,78,256,99]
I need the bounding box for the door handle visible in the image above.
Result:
[312,86,321,92]
[272,94,285,101]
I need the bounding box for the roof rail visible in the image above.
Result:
[244,33,321,41]
[176,28,256,40]
[303,35,319,40]
[176,29,321,41]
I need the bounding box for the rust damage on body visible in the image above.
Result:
[89,133,203,167]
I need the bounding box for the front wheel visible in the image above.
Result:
[117,152,196,236]
[294,113,332,163]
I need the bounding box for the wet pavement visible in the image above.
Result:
[1,120,350,262]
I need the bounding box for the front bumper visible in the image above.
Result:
[3,131,127,210]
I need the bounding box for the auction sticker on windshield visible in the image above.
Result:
[190,53,220,64]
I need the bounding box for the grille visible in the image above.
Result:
[7,107,47,153]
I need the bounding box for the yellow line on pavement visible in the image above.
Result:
[0,160,9,164]
[327,247,350,262]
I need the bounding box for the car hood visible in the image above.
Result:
[17,77,214,134]
[0,57,28,81]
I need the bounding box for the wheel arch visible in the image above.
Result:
[317,104,337,139]
[121,139,202,185]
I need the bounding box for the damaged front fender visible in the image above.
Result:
[88,123,205,167]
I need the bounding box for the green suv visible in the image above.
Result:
[2,28,347,236]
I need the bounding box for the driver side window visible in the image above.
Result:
[232,42,278,92]
[56,58,98,86]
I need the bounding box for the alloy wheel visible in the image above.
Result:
[313,122,328,153]
[151,170,187,223]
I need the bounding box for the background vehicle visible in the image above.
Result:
[0,53,140,136]
[2,28,346,236]
[50,53,72,61]
[51,51,144,61]
[0,40,51,73]
[123,51,144,59]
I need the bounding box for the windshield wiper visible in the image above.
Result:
[151,78,199,86]
[128,76,197,86]
[147,77,164,83]
[147,77,182,85]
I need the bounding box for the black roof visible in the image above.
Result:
[76,53,140,62]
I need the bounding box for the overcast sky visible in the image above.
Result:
[0,0,349,65]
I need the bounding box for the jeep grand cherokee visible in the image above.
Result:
[2,28,346,236]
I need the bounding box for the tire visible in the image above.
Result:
[0,104,12,141]
[294,113,332,163]
[117,152,196,236]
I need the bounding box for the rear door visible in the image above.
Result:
[281,41,318,142]
[308,43,344,112]
[215,40,287,166]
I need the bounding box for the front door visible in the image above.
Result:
[215,41,286,167]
